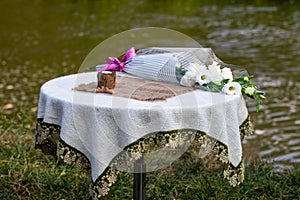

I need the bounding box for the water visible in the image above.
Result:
[0,0,299,169]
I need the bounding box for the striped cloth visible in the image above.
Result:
[123,47,223,84]
[97,48,224,85]
[124,53,180,84]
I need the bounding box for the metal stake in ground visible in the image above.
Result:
[134,155,146,200]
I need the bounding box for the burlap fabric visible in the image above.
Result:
[73,76,195,101]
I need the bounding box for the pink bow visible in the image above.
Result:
[97,47,136,72]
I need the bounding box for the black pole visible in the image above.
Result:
[134,156,146,200]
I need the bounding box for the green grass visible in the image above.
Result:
[1,111,300,200]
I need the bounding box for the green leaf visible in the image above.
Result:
[206,82,222,92]
[221,79,230,84]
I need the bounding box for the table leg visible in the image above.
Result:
[134,156,146,200]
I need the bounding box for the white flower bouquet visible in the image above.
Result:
[95,47,265,111]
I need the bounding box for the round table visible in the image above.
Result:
[35,72,252,199]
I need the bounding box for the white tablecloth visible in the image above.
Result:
[37,72,248,182]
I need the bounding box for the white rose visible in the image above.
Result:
[185,70,196,80]
[196,71,210,85]
[180,70,196,87]
[221,67,233,80]
[245,86,255,95]
[222,82,242,95]
[208,61,222,82]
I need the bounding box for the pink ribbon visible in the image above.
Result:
[97,47,136,72]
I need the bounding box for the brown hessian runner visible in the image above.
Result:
[73,76,195,101]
